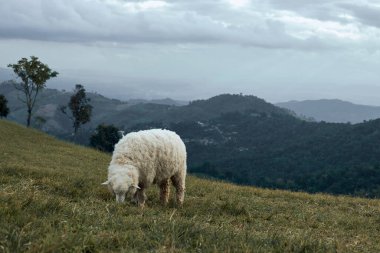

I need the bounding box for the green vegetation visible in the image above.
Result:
[126,106,380,198]
[90,124,121,152]
[60,84,93,136]
[0,94,9,118]
[117,106,380,198]
[1,120,380,252]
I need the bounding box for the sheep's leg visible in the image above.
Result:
[131,191,139,204]
[159,179,170,205]
[135,189,146,208]
[171,174,185,207]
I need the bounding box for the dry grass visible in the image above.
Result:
[1,120,380,252]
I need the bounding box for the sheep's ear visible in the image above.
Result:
[133,185,141,189]
[101,181,109,186]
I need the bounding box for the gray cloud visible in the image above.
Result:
[1,0,380,105]
[267,0,355,21]
[0,0,374,50]
[0,1,254,44]
[339,3,380,28]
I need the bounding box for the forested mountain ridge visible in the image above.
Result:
[103,93,289,127]
[2,81,380,197]
[0,81,289,137]
[134,109,380,197]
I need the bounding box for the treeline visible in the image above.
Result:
[188,112,380,197]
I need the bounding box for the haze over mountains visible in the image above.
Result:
[3,64,380,125]
[3,65,380,125]
[277,100,380,124]
[0,81,187,138]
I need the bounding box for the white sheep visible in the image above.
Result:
[102,129,187,207]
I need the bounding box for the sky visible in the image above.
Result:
[0,0,380,104]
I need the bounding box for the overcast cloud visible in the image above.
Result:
[0,0,380,104]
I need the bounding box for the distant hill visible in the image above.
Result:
[0,81,187,141]
[277,99,380,123]
[3,82,380,197]
[99,94,380,198]
[0,81,289,142]
[1,119,380,252]
[103,94,289,128]
[128,98,188,106]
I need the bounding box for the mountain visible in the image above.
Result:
[97,94,380,198]
[1,119,380,252]
[128,98,188,106]
[0,81,289,141]
[0,82,186,141]
[277,99,380,123]
[103,93,289,128]
[3,82,380,197]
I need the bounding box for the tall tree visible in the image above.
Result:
[60,84,92,135]
[7,56,58,127]
[0,94,10,118]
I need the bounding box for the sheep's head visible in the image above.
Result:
[102,165,140,203]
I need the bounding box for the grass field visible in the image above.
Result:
[1,120,380,252]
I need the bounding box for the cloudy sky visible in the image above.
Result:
[1,0,380,104]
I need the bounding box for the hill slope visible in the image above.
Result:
[134,110,380,197]
[3,82,380,197]
[1,120,380,252]
[277,99,380,123]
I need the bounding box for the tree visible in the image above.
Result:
[8,56,58,127]
[0,94,10,118]
[60,84,92,135]
[90,124,121,152]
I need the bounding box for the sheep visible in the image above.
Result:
[102,129,187,207]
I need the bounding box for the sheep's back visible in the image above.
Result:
[111,129,186,183]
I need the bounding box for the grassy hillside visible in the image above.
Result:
[1,120,380,252]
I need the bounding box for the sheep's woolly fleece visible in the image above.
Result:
[105,129,187,205]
